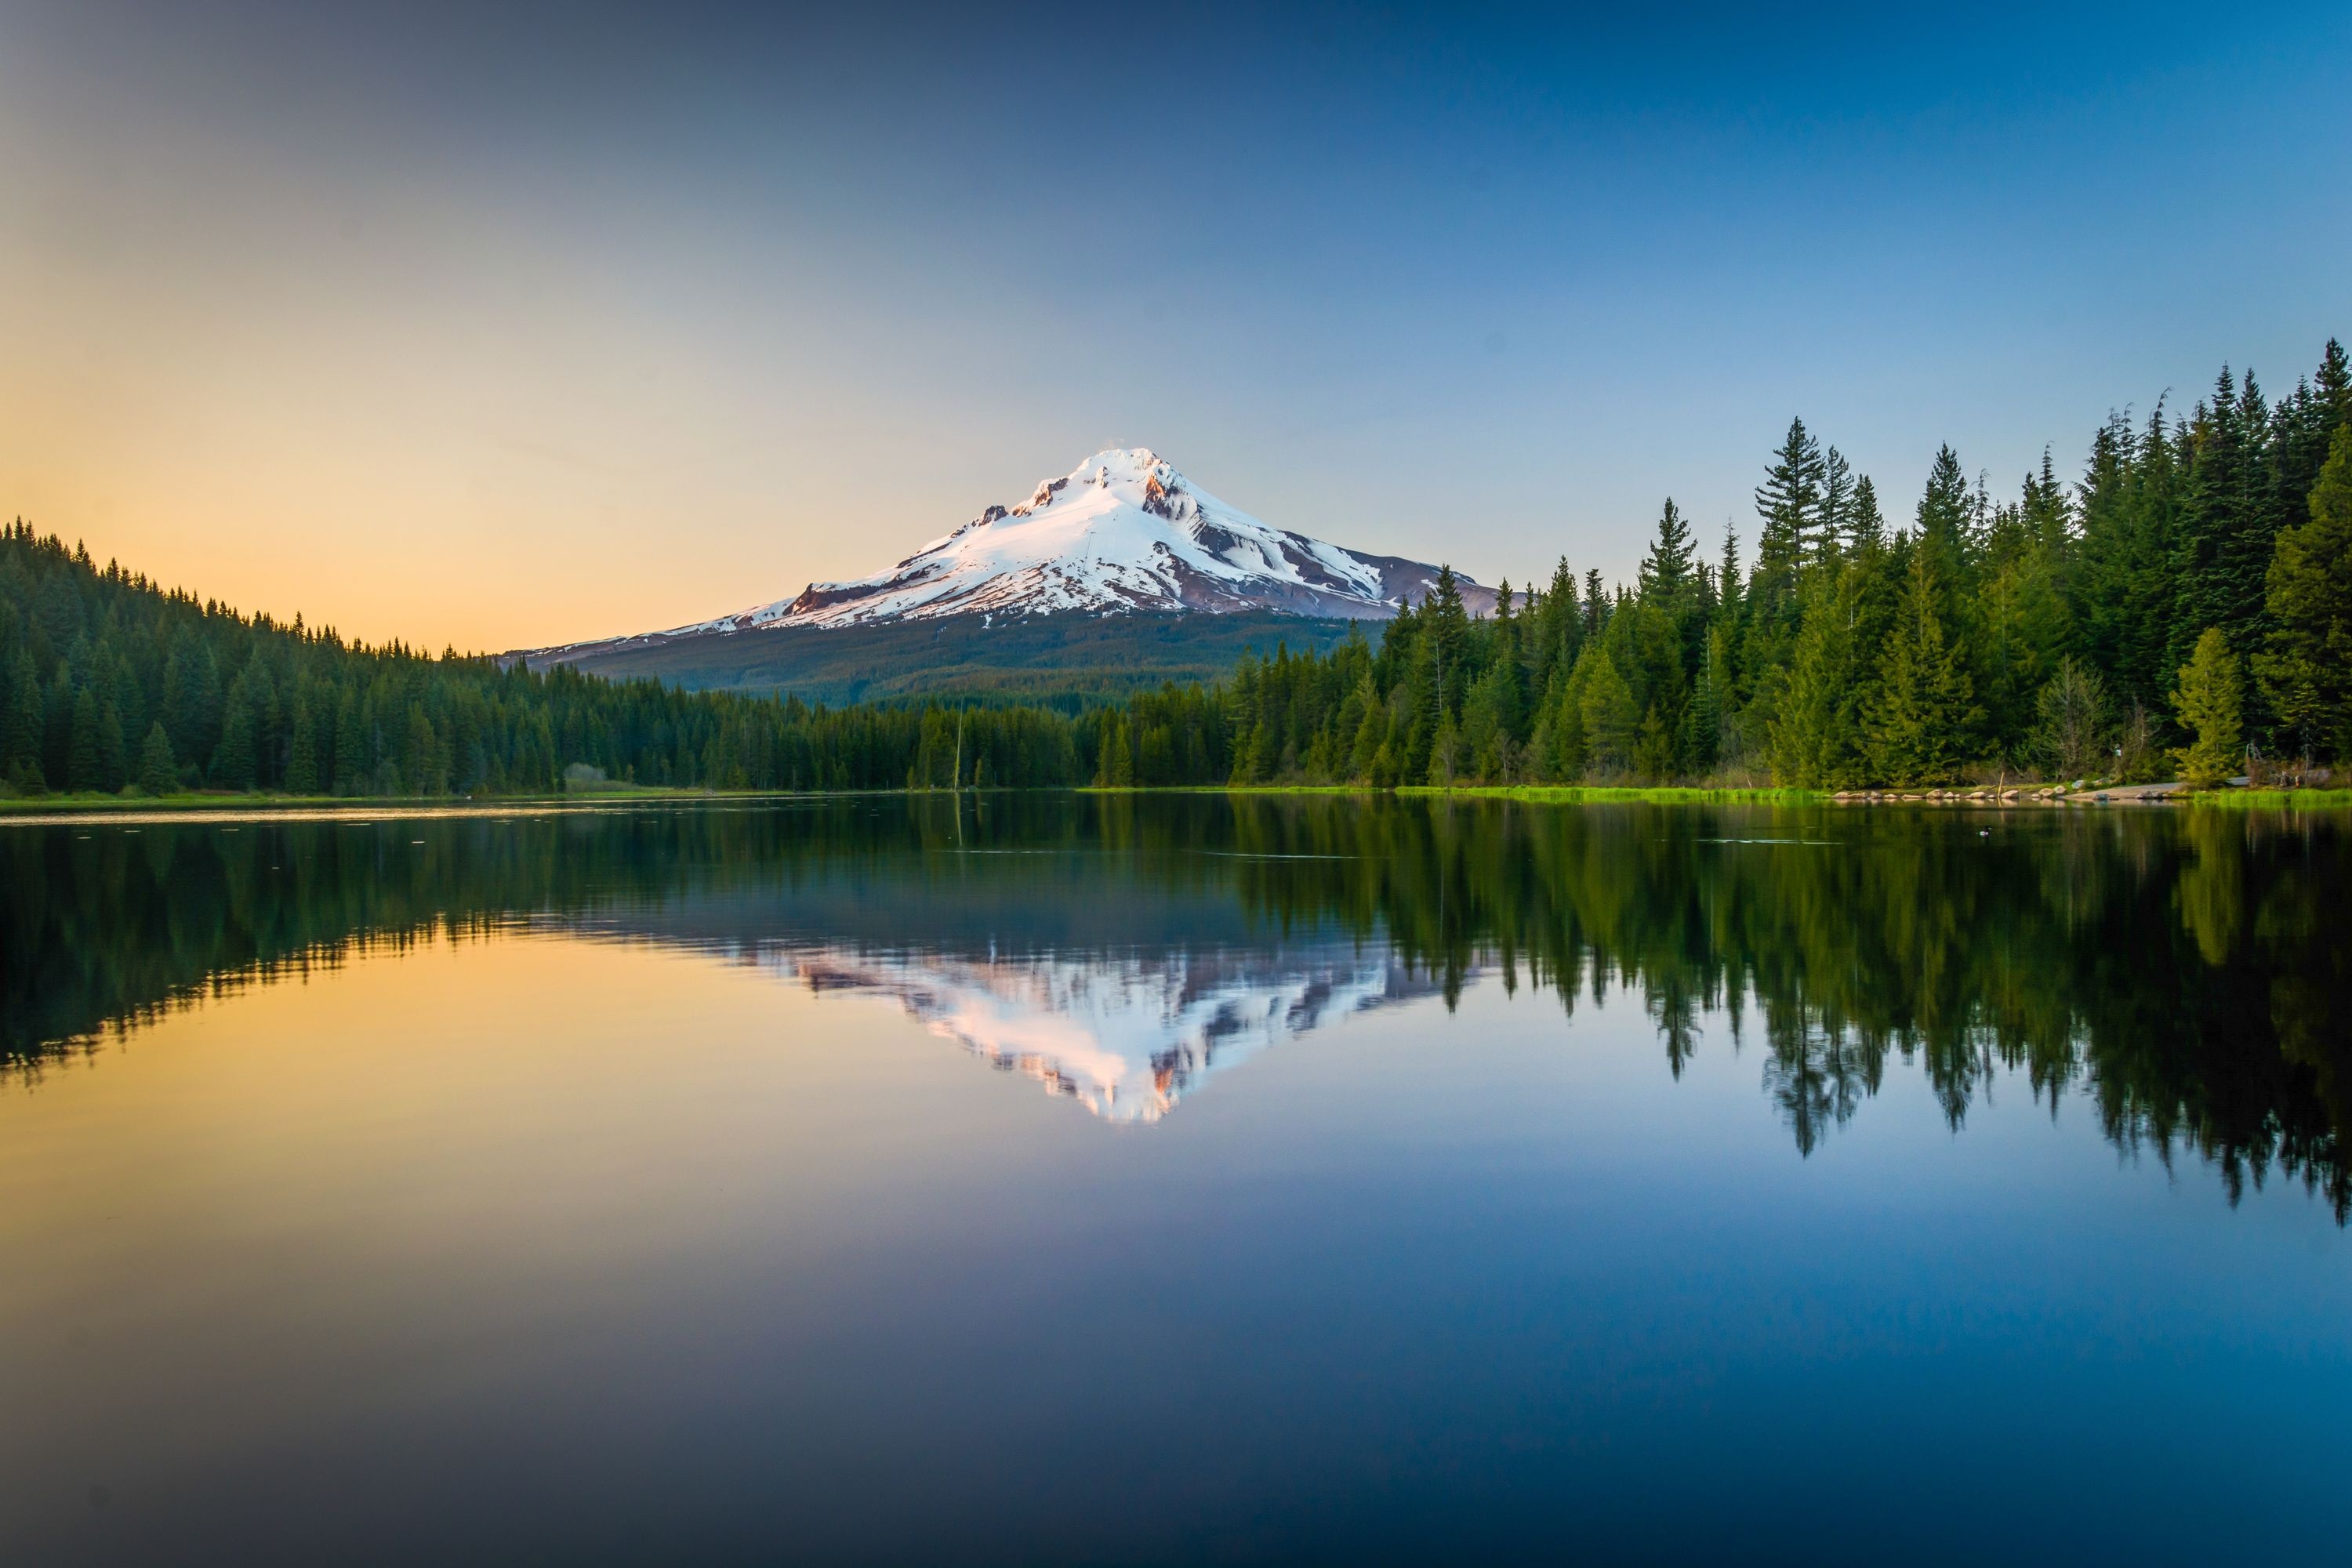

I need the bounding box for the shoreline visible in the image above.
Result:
[0,786,822,825]
[5,781,2347,823]
[1091,782,2352,808]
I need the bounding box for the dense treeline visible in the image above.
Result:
[0,523,1095,797]
[1101,339,2352,789]
[5,338,2347,800]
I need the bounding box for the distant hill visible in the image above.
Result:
[518,610,1367,706]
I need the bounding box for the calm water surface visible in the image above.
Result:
[3,795,2347,1563]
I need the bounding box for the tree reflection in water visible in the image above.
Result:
[5,795,2345,1214]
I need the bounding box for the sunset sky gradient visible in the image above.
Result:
[3,0,2347,650]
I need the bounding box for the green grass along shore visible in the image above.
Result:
[7,781,2349,818]
[0,781,755,816]
[1098,782,2352,808]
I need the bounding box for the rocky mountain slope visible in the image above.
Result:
[528,448,1490,677]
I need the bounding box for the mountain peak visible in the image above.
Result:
[564,447,1494,648]
[1072,445,1167,474]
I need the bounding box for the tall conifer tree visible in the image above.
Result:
[2172,628,2242,787]
[136,722,176,795]
[1866,550,1980,785]
[2257,425,2352,761]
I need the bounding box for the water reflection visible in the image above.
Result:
[753,945,1439,1122]
[4,795,2345,1212]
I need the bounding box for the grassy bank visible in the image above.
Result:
[2180,788,2352,808]
[0,782,786,817]
[1081,784,1381,797]
[1088,782,2352,809]
[1080,783,1820,803]
[12,782,2349,820]
[1409,782,2352,808]
[1399,785,1823,804]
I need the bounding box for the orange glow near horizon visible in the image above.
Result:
[0,24,1076,655]
[0,194,903,653]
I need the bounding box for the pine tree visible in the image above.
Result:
[1769,580,1857,787]
[2224,370,2282,647]
[399,706,438,794]
[2,644,40,786]
[42,664,73,785]
[1916,445,1973,580]
[96,700,127,791]
[1975,541,2066,759]
[1639,498,1697,603]
[1817,448,1853,571]
[1461,658,1521,780]
[2171,626,2242,788]
[2274,377,2336,532]
[332,690,365,795]
[1866,550,1981,786]
[2256,424,2352,762]
[1685,624,1732,771]
[1711,519,1746,731]
[1423,565,1470,721]
[1529,557,1581,693]
[1717,521,1744,622]
[1750,419,1827,659]
[2021,448,2072,553]
[2319,338,2352,431]
[1631,705,1675,782]
[66,686,102,792]
[136,722,177,796]
[1425,714,1465,786]
[2170,367,2278,672]
[162,636,222,768]
[1576,647,1639,775]
[2096,404,2187,712]
[1229,715,1269,786]
[1846,474,1886,555]
[1755,418,1827,579]
[1109,714,1138,786]
[2031,658,2108,781]
[286,693,320,793]
[34,569,86,648]
[213,681,260,789]
[1348,680,1388,779]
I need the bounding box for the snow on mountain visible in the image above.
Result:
[571,448,1489,652]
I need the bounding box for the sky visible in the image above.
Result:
[2,0,2347,652]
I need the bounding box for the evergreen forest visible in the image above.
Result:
[1168,339,2352,791]
[3,339,2347,800]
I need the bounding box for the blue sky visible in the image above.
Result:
[2,1,2346,646]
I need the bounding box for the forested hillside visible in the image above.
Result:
[0,528,1095,796]
[1099,341,2352,789]
[4,339,2347,800]
[524,608,1363,706]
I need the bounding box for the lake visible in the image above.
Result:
[3,794,2347,1563]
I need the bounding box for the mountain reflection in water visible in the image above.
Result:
[4,793,2346,1212]
[750,944,1435,1122]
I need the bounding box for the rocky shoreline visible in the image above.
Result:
[1831,782,2187,805]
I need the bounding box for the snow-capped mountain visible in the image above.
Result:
[539,448,1490,657]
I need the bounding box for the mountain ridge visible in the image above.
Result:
[517,609,1369,706]
[526,447,1492,674]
